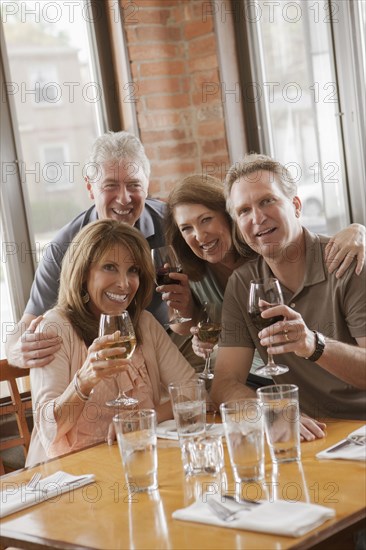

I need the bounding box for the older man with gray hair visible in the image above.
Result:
[6,131,191,368]
[211,153,366,431]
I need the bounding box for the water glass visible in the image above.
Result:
[181,435,224,476]
[257,384,301,463]
[168,379,207,474]
[113,409,158,492]
[220,399,265,482]
[168,379,206,438]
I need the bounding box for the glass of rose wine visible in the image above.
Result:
[151,245,192,324]
[248,278,289,377]
[197,302,222,380]
[99,311,138,407]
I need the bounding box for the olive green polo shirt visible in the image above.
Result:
[221,228,366,419]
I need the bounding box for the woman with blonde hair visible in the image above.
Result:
[27,219,195,466]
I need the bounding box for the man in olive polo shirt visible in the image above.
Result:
[211,153,366,425]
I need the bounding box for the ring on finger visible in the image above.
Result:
[283,329,290,342]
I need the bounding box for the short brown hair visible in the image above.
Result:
[58,220,155,345]
[225,153,298,217]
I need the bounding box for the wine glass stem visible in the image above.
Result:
[267,350,276,366]
[202,353,212,376]
[115,378,124,400]
[116,382,135,403]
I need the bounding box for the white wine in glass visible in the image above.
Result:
[197,302,222,380]
[99,311,138,407]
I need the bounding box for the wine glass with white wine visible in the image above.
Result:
[197,302,222,380]
[99,311,138,407]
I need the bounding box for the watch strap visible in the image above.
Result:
[306,331,325,362]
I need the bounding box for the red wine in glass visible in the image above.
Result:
[156,267,182,286]
[248,278,289,376]
[151,246,191,324]
[249,309,284,331]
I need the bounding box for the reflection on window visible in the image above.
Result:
[40,143,72,191]
[250,0,349,234]
[29,64,60,104]
[2,0,103,247]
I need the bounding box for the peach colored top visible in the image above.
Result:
[27,310,195,466]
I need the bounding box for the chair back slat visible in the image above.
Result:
[0,359,32,474]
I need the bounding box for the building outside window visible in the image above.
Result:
[242,0,364,234]
[1,0,106,348]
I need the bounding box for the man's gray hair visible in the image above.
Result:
[87,131,150,180]
[225,153,297,217]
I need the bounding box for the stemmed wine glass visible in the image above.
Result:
[248,278,289,377]
[99,311,138,407]
[151,245,192,324]
[197,302,222,380]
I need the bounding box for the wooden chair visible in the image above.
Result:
[0,359,32,475]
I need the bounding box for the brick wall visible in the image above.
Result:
[122,0,230,197]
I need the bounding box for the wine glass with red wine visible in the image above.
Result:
[151,245,192,324]
[248,278,289,376]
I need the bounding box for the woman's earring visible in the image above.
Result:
[81,290,90,304]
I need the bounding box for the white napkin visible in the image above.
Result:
[172,494,335,537]
[157,420,224,440]
[316,425,366,461]
[0,470,95,518]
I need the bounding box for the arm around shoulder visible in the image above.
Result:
[5,313,62,369]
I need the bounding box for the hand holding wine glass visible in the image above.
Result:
[99,311,138,407]
[151,245,192,325]
[248,278,289,376]
[197,302,222,380]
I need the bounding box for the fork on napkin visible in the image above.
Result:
[172,494,335,537]
[316,425,366,461]
[0,470,95,518]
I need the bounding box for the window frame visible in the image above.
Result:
[330,0,366,224]
[1,42,35,321]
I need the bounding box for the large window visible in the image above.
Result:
[240,0,365,233]
[0,0,111,349]
[1,0,104,244]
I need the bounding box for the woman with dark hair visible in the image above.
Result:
[27,220,195,466]
[160,174,365,361]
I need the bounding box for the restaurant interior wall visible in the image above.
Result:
[120,0,231,197]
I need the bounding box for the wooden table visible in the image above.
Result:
[0,419,365,550]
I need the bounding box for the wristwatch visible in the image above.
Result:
[306,331,325,362]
